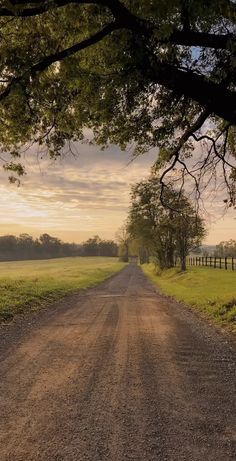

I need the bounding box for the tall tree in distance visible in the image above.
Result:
[128,178,176,269]
[128,176,206,270]
[116,225,130,262]
[0,1,235,202]
[173,197,206,271]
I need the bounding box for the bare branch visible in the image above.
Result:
[168,109,211,160]
[156,116,236,210]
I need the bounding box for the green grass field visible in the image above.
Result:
[0,257,126,321]
[142,264,236,332]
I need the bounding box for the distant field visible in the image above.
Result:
[0,257,126,320]
[142,264,236,332]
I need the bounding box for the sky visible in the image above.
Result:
[0,141,235,244]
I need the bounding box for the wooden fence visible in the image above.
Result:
[187,256,235,271]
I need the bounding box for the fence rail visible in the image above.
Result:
[187,256,235,271]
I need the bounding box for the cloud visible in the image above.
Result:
[0,140,235,244]
[0,143,157,241]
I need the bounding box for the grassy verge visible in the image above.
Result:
[142,264,236,333]
[0,257,126,321]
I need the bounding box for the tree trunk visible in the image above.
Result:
[180,255,187,271]
[124,243,129,262]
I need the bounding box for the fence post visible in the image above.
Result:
[225,257,227,270]
[210,256,212,267]
[219,257,222,269]
[232,257,234,271]
[206,256,208,266]
[214,257,216,268]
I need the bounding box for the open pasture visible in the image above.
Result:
[0,257,125,320]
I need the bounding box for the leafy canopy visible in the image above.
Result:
[128,176,206,270]
[0,0,236,196]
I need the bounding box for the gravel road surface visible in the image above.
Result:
[0,263,235,460]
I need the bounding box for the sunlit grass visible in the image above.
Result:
[142,264,236,332]
[0,257,126,320]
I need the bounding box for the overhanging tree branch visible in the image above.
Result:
[0,0,133,19]
[149,62,236,124]
[162,109,211,162]
[223,0,236,21]
[1,26,235,124]
[168,30,236,50]
[1,1,235,50]
[158,118,236,209]
[0,0,100,16]
[0,20,120,102]
[0,1,236,183]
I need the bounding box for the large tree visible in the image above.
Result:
[0,1,236,197]
[128,177,206,270]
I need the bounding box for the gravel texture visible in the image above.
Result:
[0,263,235,460]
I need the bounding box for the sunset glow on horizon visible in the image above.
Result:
[1,142,235,245]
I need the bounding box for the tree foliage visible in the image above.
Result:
[128,176,206,270]
[115,224,130,262]
[0,232,118,260]
[215,239,236,257]
[0,1,236,199]
[81,235,118,256]
[0,232,80,260]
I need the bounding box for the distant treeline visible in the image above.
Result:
[0,234,118,261]
[214,240,236,258]
[81,235,118,257]
[199,240,236,258]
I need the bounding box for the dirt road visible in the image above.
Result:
[0,264,235,460]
